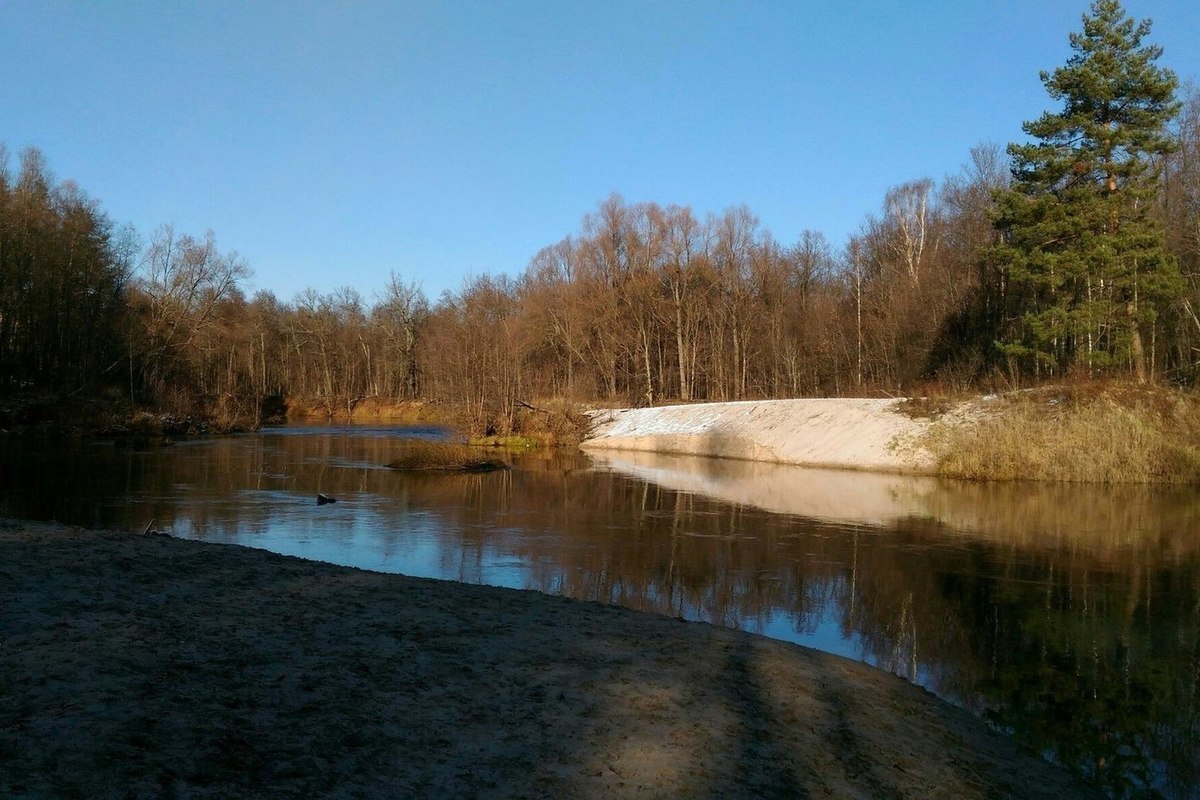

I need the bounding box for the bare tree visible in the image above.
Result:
[884,179,937,287]
[375,272,428,400]
[139,226,250,357]
[661,205,708,401]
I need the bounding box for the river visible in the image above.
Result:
[1,424,1197,799]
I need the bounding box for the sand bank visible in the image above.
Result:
[1,521,1096,798]
[581,399,936,473]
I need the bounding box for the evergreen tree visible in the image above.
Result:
[992,0,1181,381]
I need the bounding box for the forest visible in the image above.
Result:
[2,2,1198,436]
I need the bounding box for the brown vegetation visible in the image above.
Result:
[384,441,508,472]
[283,397,440,424]
[925,383,1200,483]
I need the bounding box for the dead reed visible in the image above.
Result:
[925,384,1200,484]
[385,441,508,472]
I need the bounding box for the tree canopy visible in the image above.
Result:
[0,147,134,394]
[992,0,1182,381]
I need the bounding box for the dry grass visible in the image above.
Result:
[925,383,1200,484]
[894,395,962,420]
[286,397,438,423]
[385,441,508,472]
[439,398,590,447]
[512,399,591,447]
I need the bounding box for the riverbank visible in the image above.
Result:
[582,398,936,473]
[0,390,250,439]
[1,521,1097,799]
[582,385,1200,483]
[287,396,589,448]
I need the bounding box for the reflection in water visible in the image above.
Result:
[1,427,1198,799]
[586,450,941,526]
[591,449,1200,551]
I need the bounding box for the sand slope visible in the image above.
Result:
[582,399,935,473]
[0,522,1097,799]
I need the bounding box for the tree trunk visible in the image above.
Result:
[1128,303,1147,384]
[675,301,689,401]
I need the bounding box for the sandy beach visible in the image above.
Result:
[0,521,1098,799]
[581,399,938,473]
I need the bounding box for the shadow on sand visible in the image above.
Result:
[0,526,1098,798]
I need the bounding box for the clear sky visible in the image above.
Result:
[3,1,1199,303]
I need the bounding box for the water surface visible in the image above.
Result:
[1,425,1197,799]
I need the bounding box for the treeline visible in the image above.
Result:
[2,91,1199,434]
[0,146,135,396]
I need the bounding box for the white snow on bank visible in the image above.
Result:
[581,399,935,474]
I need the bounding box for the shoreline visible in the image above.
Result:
[580,388,1200,484]
[1,521,1098,798]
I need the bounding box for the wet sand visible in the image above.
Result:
[0,521,1098,799]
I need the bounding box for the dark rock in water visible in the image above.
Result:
[317,493,337,505]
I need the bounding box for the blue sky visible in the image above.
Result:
[3,1,1199,303]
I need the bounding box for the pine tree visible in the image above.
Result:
[992,0,1181,382]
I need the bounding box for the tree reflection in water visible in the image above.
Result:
[1,430,1197,798]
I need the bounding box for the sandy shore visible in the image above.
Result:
[1,521,1097,799]
[581,399,937,473]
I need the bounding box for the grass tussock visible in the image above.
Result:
[385,441,508,472]
[926,383,1200,484]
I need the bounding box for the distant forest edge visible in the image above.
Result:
[2,2,1199,439]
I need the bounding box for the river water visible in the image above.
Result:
[2,425,1198,799]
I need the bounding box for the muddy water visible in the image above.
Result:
[2,425,1197,798]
